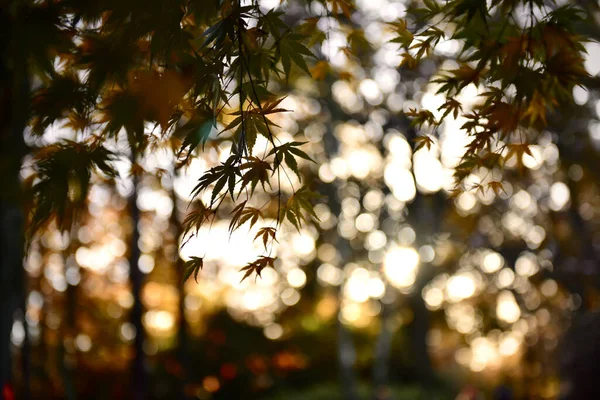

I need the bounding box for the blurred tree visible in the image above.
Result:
[128,155,146,400]
[1,3,33,399]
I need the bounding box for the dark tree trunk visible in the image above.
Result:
[129,166,147,400]
[58,236,79,400]
[337,315,360,400]
[0,4,29,397]
[170,184,192,400]
[372,296,395,400]
[18,297,31,400]
[407,284,434,386]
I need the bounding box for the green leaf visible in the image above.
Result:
[178,113,217,160]
[239,156,272,194]
[182,256,204,283]
[280,186,321,231]
[275,33,315,80]
[28,141,116,236]
[191,155,241,204]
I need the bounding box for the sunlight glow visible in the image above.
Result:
[446,273,476,302]
[383,247,419,289]
[496,291,521,324]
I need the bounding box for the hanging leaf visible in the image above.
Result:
[239,256,276,282]
[239,156,272,194]
[28,141,116,235]
[414,136,435,152]
[254,227,278,250]
[275,33,315,80]
[182,256,204,283]
[487,181,506,196]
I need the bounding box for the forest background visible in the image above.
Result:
[2,0,600,399]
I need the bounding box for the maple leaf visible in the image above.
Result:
[182,202,213,240]
[501,35,527,73]
[281,186,321,231]
[260,97,290,115]
[240,256,276,282]
[62,112,91,133]
[448,187,464,199]
[487,181,506,196]
[244,27,268,50]
[262,9,287,38]
[199,13,237,49]
[268,141,315,181]
[327,0,354,17]
[227,100,287,154]
[338,71,354,81]
[275,33,315,80]
[485,101,520,135]
[239,156,272,194]
[228,201,247,233]
[438,98,463,120]
[347,29,370,54]
[191,155,241,204]
[451,64,486,87]
[230,206,263,232]
[406,108,437,128]
[182,256,204,283]
[310,60,330,81]
[523,91,548,126]
[414,136,435,152]
[545,49,590,90]
[30,73,87,136]
[388,20,413,48]
[505,143,533,172]
[100,89,145,148]
[409,39,433,59]
[129,70,192,129]
[400,53,418,69]
[297,17,319,37]
[254,227,278,250]
[29,141,116,235]
[541,23,579,59]
[177,112,217,161]
[480,152,504,169]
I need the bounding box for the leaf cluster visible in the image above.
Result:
[19,0,335,281]
[401,0,592,194]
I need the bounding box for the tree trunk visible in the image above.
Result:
[18,293,31,400]
[337,315,360,400]
[58,234,79,400]
[372,295,395,400]
[170,183,191,400]
[407,285,434,386]
[0,4,29,397]
[129,162,147,400]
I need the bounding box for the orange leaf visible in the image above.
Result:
[310,60,330,81]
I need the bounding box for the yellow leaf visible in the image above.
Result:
[338,71,354,81]
[327,0,353,17]
[487,181,506,196]
[523,91,547,126]
[400,53,418,69]
[310,60,330,80]
[451,64,486,86]
[505,143,532,172]
[129,70,192,129]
